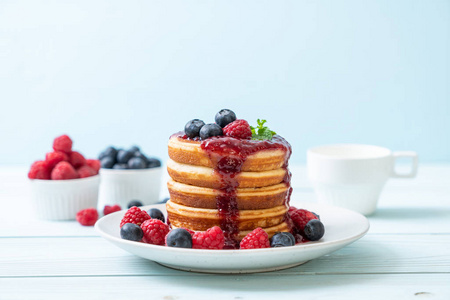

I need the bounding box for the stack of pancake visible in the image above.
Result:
[166,133,292,244]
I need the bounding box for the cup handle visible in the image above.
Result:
[391,151,418,178]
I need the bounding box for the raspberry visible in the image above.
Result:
[289,208,318,231]
[53,135,73,153]
[239,228,270,250]
[223,119,252,139]
[77,165,96,178]
[141,219,170,245]
[86,159,101,173]
[28,160,51,180]
[120,206,150,228]
[76,208,98,226]
[50,161,78,180]
[69,151,87,168]
[103,204,121,216]
[192,226,225,250]
[45,151,69,170]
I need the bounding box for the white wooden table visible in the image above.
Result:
[1,165,449,299]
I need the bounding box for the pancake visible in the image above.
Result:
[168,179,289,210]
[167,159,287,189]
[168,134,290,172]
[166,200,289,236]
[166,129,294,247]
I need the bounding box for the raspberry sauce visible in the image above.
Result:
[197,135,292,248]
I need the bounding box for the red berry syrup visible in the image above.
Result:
[199,135,292,249]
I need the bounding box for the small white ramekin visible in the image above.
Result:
[30,175,100,221]
[97,167,162,210]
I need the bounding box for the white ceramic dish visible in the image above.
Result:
[30,175,100,220]
[97,167,162,210]
[95,202,370,274]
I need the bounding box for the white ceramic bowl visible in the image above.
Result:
[30,175,100,221]
[98,167,162,210]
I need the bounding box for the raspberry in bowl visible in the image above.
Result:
[97,145,162,210]
[28,135,100,221]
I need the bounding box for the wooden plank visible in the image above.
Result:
[0,274,449,300]
[1,235,449,278]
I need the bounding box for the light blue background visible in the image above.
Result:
[1,0,449,166]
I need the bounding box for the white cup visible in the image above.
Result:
[307,144,418,215]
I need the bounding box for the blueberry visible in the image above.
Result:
[127,157,147,169]
[99,146,118,160]
[112,163,128,170]
[166,228,192,248]
[184,119,205,138]
[312,212,320,220]
[100,156,115,169]
[270,232,296,247]
[303,219,325,241]
[147,158,161,168]
[117,149,134,164]
[133,151,149,164]
[129,146,140,153]
[127,199,143,208]
[215,109,236,128]
[148,208,165,223]
[157,197,170,204]
[120,223,144,242]
[199,123,223,140]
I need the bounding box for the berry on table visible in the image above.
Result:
[28,160,51,180]
[223,119,252,139]
[166,228,193,248]
[69,151,87,168]
[147,208,165,223]
[117,149,134,164]
[53,135,73,153]
[120,206,150,227]
[141,219,170,245]
[76,208,98,226]
[270,232,296,247]
[289,208,319,231]
[51,161,78,180]
[199,123,223,140]
[184,119,205,138]
[127,200,143,208]
[104,204,121,215]
[86,159,101,173]
[127,157,147,169]
[303,219,325,241]
[120,223,144,242]
[77,165,97,178]
[45,151,69,169]
[240,228,270,249]
[215,109,237,128]
[192,226,225,250]
[100,156,115,169]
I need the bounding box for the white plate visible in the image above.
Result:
[95,202,370,274]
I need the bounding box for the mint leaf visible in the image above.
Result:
[251,119,276,140]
